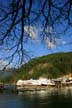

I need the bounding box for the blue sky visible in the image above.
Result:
[24,34,72,58]
[23,24,72,58]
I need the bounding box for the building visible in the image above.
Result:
[16,77,55,87]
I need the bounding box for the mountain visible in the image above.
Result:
[1,52,72,83]
[0,68,15,81]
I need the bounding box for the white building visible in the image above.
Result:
[16,77,55,86]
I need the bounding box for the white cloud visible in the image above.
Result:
[0,60,11,70]
[24,26,61,49]
[62,41,66,45]
[43,26,61,48]
[45,37,56,48]
[39,26,53,33]
[0,60,8,70]
[24,26,38,40]
[45,26,53,33]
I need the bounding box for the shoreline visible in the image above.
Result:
[0,83,72,93]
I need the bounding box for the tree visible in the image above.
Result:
[0,0,72,68]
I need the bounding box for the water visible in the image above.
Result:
[0,87,72,108]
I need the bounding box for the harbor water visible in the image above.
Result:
[0,87,72,108]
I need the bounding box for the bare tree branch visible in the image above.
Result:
[0,0,72,67]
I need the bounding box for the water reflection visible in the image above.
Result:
[0,87,72,108]
[18,88,57,99]
[18,87,72,108]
